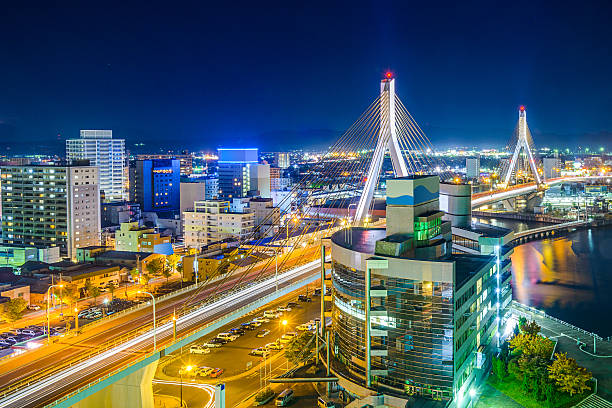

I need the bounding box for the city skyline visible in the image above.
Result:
[2,2,612,154]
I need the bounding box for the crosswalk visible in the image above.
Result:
[574,395,612,408]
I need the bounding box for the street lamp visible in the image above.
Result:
[180,364,193,406]
[46,284,63,344]
[74,306,79,332]
[138,290,156,350]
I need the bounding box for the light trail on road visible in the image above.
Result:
[153,379,216,408]
[0,260,320,408]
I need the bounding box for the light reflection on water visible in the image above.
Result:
[510,226,612,337]
[473,218,612,337]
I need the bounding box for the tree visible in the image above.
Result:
[85,281,101,302]
[145,258,163,277]
[492,356,507,381]
[0,298,28,322]
[166,254,180,274]
[284,332,315,365]
[161,264,172,283]
[548,352,592,396]
[106,282,117,299]
[176,263,184,284]
[140,273,151,288]
[129,267,140,284]
[521,320,541,336]
[509,333,554,359]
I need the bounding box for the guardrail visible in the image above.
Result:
[511,301,606,342]
[0,257,321,401]
[43,272,319,408]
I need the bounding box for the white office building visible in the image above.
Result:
[66,130,126,202]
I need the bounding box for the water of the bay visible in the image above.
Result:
[474,217,612,337]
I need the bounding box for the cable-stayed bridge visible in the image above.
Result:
[0,75,607,407]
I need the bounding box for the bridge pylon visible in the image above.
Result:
[354,74,409,224]
[501,106,542,187]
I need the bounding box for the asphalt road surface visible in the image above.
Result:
[0,248,320,408]
[157,288,323,407]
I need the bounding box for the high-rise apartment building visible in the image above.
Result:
[130,159,180,213]
[66,130,126,202]
[0,163,101,259]
[183,200,254,249]
[275,152,290,169]
[465,156,480,179]
[323,175,512,407]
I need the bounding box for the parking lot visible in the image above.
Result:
[156,287,323,407]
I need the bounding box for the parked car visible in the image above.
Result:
[190,345,210,355]
[275,388,294,407]
[249,320,262,327]
[264,310,280,319]
[286,302,298,308]
[298,295,312,302]
[256,329,271,338]
[313,288,322,296]
[254,316,270,323]
[279,332,298,343]
[276,306,291,312]
[266,342,283,351]
[241,322,256,330]
[27,305,41,311]
[210,368,224,378]
[229,327,245,335]
[217,332,239,342]
[250,347,270,357]
[202,339,224,348]
[317,396,336,408]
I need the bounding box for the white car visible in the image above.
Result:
[27,305,41,311]
[254,316,270,323]
[266,342,283,351]
[279,332,298,343]
[276,306,291,312]
[217,332,239,342]
[190,345,210,355]
[250,347,271,357]
[264,310,280,319]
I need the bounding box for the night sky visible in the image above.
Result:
[1,1,612,154]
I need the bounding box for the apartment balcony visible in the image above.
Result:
[370,306,388,317]
[370,348,388,357]
[370,285,387,297]
[370,328,388,337]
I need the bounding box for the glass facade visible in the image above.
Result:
[331,259,455,401]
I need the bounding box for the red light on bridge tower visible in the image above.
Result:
[519,105,525,112]
[385,71,393,79]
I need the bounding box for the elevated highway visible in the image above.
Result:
[471,176,610,209]
[0,249,321,408]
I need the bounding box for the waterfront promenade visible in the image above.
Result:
[511,301,612,403]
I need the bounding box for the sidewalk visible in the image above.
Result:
[512,303,612,401]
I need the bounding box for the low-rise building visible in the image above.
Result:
[183,200,255,249]
[249,197,280,238]
[0,244,61,269]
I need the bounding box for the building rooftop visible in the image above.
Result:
[331,228,387,254]
[454,254,495,288]
[96,251,154,261]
